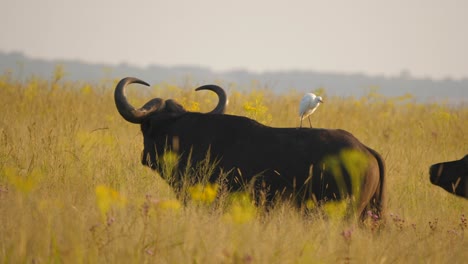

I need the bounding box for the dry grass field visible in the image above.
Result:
[0,70,467,263]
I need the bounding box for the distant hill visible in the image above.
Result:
[1,51,467,103]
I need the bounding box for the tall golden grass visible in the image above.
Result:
[0,70,467,263]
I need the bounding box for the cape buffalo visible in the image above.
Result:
[115,77,386,220]
[430,155,468,199]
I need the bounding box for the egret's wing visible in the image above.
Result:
[299,96,310,116]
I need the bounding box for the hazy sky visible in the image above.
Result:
[2,0,467,79]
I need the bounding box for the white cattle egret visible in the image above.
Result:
[299,93,323,128]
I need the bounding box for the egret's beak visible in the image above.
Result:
[319,99,324,103]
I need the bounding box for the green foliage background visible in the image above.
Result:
[0,69,467,263]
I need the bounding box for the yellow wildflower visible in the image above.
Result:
[155,199,182,211]
[323,200,348,221]
[95,185,127,219]
[224,192,256,224]
[4,167,41,194]
[189,183,218,204]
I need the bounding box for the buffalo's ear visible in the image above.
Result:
[165,99,186,113]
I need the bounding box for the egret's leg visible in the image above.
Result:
[299,116,303,128]
[308,116,312,128]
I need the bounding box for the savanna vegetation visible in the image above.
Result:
[0,67,467,263]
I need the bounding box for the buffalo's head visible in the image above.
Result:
[429,155,468,199]
[114,77,228,170]
[114,77,227,123]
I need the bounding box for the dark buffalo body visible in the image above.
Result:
[115,77,386,220]
[430,155,468,199]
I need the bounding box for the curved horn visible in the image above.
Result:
[114,77,165,124]
[195,85,228,114]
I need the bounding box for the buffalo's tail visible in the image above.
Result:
[365,147,386,221]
